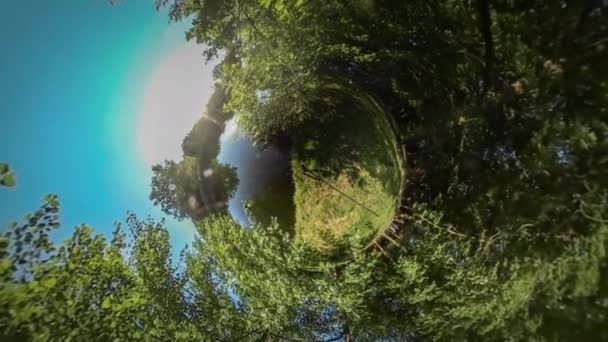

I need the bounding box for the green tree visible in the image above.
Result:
[0,196,264,341]
[182,84,233,164]
[158,79,240,222]
[181,118,223,165]
[192,207,608,340]
[0,196,198,340]
[150,158,196,220]
[150,157,238,221]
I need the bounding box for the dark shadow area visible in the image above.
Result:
[246,165,296,235]
[292,89,401,194]
[218,127,296,235]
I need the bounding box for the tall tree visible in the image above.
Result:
[0,196,198,340]
[150,157,238,221]
[0,196,264,341]
[182,84,233,164]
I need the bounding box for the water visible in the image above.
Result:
[217,119,295,232]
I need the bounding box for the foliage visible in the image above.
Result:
[377,206,608,340]
[181,117,222,165]
[182,84,233,166]
[151,158,195,220]
[194,215,364,340]
[150,157,238,221]
[192,206,608,341]
[3,194,607,340]
[151,0,608,339]
[0,163,16,187]
[0,196,205,341]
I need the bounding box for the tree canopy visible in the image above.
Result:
[0,196,245,341]
[182,84,233,165]
[3,196,606,340]
[150,157,238,221]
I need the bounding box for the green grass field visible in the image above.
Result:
[291,89,404,256]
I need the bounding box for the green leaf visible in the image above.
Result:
[259,0,272,9]
[0,163,8,175]
[101,297,112,309]
[0,260,11,273]
[43,278,57,288]
[1,173,15,187]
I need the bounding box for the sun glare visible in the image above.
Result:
[137,41,216,167]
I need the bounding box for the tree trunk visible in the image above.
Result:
[477,0,494,95]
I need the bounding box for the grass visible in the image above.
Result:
[291,87,404,256]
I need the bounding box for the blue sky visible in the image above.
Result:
[0,1,216,251]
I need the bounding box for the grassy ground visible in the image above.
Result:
[292,88,404,256]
